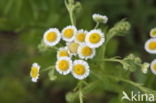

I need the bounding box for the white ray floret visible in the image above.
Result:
[144,38,156,54]
[75,29,88,44]
[57,47,71,59]
[78,44,95,60]
[55,57,72,75]
[72,60,90,80]
[150,59,156,75]
[61,25,77,42]
[30,63,40,82]
[43,28,61,46]
[85,29,105,48]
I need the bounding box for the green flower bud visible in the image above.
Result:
[141,62,150,74]
[92,13,108,24]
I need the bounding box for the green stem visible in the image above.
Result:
[41,66,54,72]
[94,22,99,29]
[79,83,83,103]
[69,10,75,25]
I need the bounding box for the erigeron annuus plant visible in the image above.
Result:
[29,0,156,102]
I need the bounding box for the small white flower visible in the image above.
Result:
[57,47,70,59]
[141,62,150,74]
[150,59,156,75]
[72,60,90,80]
[85,29,105,48]
[78,44,95,60]
[43,28,61,46]
[75,30,87,44]
[30,63,40,82]
[55,57,72,75]
[150,28,156,38]
[66,42,79,56]
[92,13,108,23]
[144,38,156,54]
[62,25,77,42]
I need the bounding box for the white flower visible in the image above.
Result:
[150,28,156,38]
[150,59,156,75]
[72,60,90,80]
[55,57,72,75]
[67,42,79,56]
[85,29,105,48]
[61,25,77,42]
[57,47,70,59]
[92,13,108,23]
[30,63,40,82]
[141,62,150,74]
[75,30,87,44]
[43,28,61,46]
[144,38,156,54]
[78,44,95,60]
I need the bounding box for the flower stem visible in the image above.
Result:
[65,0,76,26]
[69,10,75,25]
[79,84,83,103]
[94,22,99,29]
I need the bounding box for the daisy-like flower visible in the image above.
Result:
[43,28,61,46]
[62,25,77,42]
[78,44,95,60]
[150,59,156,75]
[150,28,156,38]
[67,42,79,56]
[55,57,72,75]
[144,38,156,54]
[85,29,105,48]
[92,13,108,24]
[57,47,70,59]
[75,30,87,44]
[72,60,90,80]
[30,63,40,82]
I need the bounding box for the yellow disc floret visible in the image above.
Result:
[58,60,69,71]
[64,28,74,38]
[46,32,57,42]
[149,41,156,50]
[73,64,85,75]
[89,33,101,43]
[68,42,79,54]
[59,50,69,57]
[30,67,39,78]
[81,46,92,56]
[76,33,85,42]
[153,64,156,71]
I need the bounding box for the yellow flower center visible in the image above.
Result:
[58,60,69,71]
[46,32,57,42]
[58,50,69,57]
[89,33,101,43]
[81,46,92,56]
[151,30,156,36]
[148,41,156,50]
[76,33,85,42]
[73,64,85,75]
[68,42,79,53]
[63,28,74,38]
[153,64,156,71]
[30,67,39,78]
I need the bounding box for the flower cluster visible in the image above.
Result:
[29,13,106,82]
[43,25,105,80]
[144,27,156,75]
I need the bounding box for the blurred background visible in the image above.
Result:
[0,0,156,103]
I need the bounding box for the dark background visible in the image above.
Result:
[0,0,156,103]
